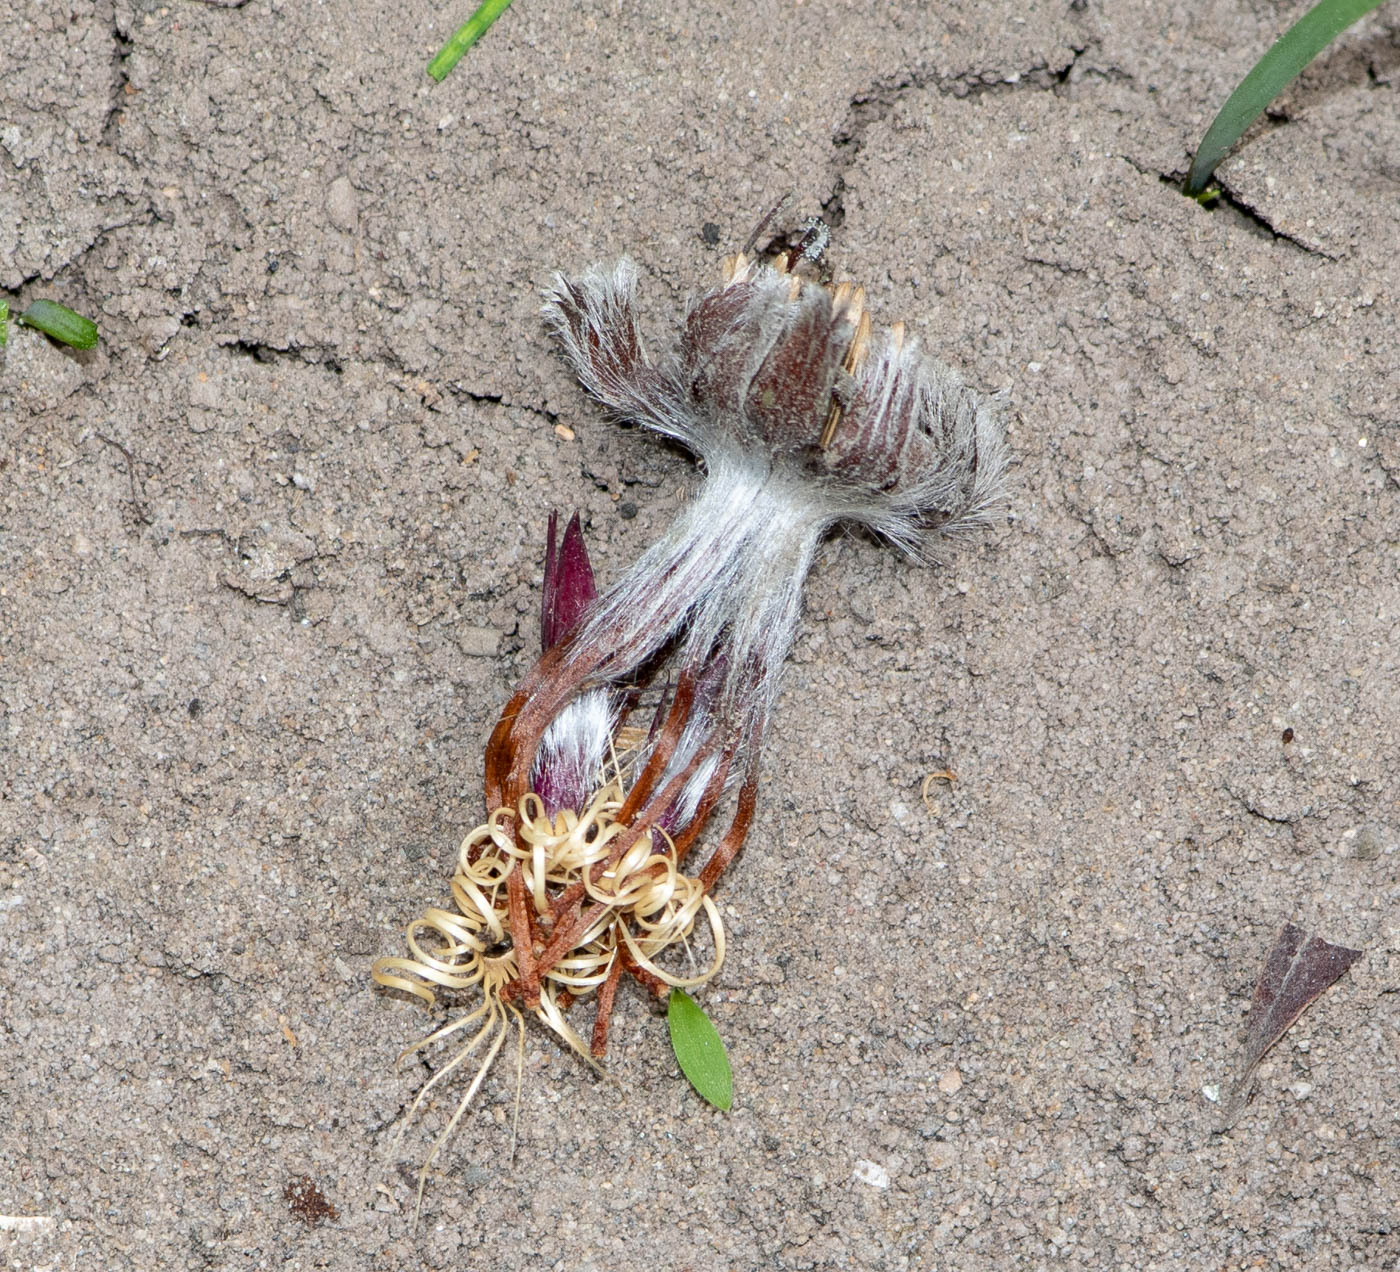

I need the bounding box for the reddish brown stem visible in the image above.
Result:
[615,671,696,822]
[698,760,760,892]
[484,638,611,812]
[482,649,560,811]
[590,956,624,1057]
[507,867,540,1008]
[586,946,665,1059]
[669,749,734,862]
[618,942,668,996]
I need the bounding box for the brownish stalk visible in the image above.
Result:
[613,670,697,823]
[698,763,760,892]
[506,868,541,1007]
[589,957,624,1057]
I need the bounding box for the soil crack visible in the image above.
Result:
[1147,171,1332,259]
[102,12,135,146]
[822,47,1098,227]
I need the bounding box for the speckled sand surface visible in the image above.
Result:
[2,2,1398,1268]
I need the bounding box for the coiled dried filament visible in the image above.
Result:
[371,784,725,1207]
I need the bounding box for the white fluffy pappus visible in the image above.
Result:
[542,249,1010,791]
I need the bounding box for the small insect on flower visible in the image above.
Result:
[372,215,1009,1210]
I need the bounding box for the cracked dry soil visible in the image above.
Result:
[2,2,1398,1270]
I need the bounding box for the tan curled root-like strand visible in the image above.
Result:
[371,783,727,1217]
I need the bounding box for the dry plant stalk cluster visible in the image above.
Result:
[372,219,1009,1194]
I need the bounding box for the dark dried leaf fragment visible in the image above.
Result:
[284,1175,338,1226]
[1220,922,1361,1125]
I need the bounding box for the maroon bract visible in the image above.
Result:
[540,510,597,650]
[532,511,612,818]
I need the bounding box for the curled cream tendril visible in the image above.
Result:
[373,782,725,1016]
[371,781,725,1215]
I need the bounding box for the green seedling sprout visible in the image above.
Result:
[3,298,100,350]
[428,0,514,82]
[1185,0,1388,198]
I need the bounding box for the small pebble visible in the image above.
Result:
[1352,825,1384,861]
[852,1159,889,1190]
[459,626,501,657]
[325,175,357,232]
[926,1142,957,1171]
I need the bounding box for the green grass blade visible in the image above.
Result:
[1185,0,1388,196]
[427,0,514,83]
[0,298,8,348]
[17,299,99,350]
[667,989,732,1111]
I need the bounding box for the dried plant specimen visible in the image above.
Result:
[1219,921,1362,1125]
[372,223,1008,1201]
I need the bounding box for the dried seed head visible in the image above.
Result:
[539,242,1010,769]
[374,233,1010,1202]
[546,251,1007,557]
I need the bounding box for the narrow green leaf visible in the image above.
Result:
[17,299,99,350]
[1185,0,1387,196]
[667,989,732,1111]
[427,0,514,83]
[0,298,8,348]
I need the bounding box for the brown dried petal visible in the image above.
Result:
[822,350,916,490]
[1219,922,1362,1125]
[545,264,673,429]
[742,287,850,458]
[828,342,994,523]
[681,275,765,417]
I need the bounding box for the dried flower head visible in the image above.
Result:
[373,223,1008,1208]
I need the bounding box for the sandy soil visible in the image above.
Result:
[2,2,1398,1269]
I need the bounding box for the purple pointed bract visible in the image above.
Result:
[534,511,614,817]
[541,511,598,651]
